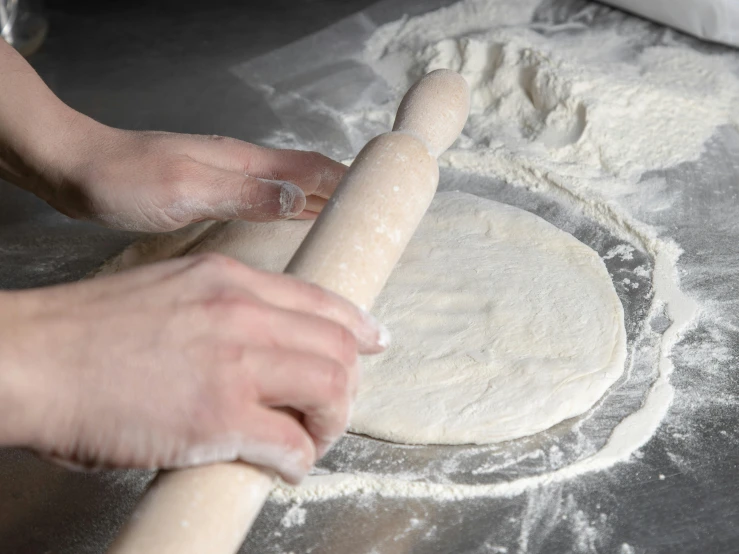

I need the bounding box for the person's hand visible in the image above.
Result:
[0,254,388,484]
[0,39,346,230]
[36,121,346,231]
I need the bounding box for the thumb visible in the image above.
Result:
[191,165,307,222]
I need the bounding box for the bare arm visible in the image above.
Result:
[0,38,343,229]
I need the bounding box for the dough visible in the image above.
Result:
[351,193,626,444]
[106,192,626,445]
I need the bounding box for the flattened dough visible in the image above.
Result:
[105,192,626,445]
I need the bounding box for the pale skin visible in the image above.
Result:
[0,39,387,484]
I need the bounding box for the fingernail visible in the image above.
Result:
[281,448,313,484]
[277,181,305,217]
[360,309,392,350]
[253,179,306,219]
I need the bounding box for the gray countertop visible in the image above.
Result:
[1,1,739,553]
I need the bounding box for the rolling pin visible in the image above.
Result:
[106,68,470,554]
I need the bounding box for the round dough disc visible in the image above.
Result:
[186,191,627,445]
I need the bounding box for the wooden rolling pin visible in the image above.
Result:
[107,68,470,554]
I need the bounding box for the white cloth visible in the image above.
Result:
[601,0,739,47]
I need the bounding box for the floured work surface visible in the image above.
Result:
[1,0,738,553]
[234,0,738,551]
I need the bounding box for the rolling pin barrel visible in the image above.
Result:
[285,132,439,310]
[107,69,470,554]
[393,68,470,157]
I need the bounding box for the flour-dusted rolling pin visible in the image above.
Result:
[107,68,470,554]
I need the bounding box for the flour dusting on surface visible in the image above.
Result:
[280,503,307,528]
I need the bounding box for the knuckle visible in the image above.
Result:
[194,252,228,266]
[241,176,262,206]
[191,252,242,278]
[263,169,281,181]
[202,294,261,328]
[279,424,310,456]
[323,359,351,402]
[239,151,255,175]
[300,281,334,312]
[210,341,248,367]
[330,323,358,366]
[185,259,258,314]
[303,150,325,168]
[305,281,329,302]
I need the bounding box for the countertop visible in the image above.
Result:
[1,1,739,553]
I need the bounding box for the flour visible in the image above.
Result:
[279,503,306,528]
[364,0,739,182]
[269,0,724,503]
[603,245,634,261]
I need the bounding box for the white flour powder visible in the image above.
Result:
[364,0,739,182]
[272,0,739,502]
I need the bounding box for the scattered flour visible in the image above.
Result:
[279,503,307,528]
[604,245,635,261]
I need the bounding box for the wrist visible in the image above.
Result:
[31,111,111,212]
[5,105,105,202]
[0,40,108,206]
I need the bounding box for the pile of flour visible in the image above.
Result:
[359,0,739,187]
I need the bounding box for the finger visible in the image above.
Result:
[176,405,317,484]
[249,148,345,199]
[292,210,319,220]
[187,255,390,352]
[248,305,360,369]
[305,195,327,214]
[247,349,356,454]
[236,270,390,354]
[40,452,105,472]
[183,164,307,222]
[185,136,347,198]
[206,299,360,369]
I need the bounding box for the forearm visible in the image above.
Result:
[0,38,93,199]
[0,39,345,230]
[0,290,37,446]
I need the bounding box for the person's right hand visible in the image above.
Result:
[0,253,388,484]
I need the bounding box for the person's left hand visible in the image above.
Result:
[0,39,346,231]
[29,120,346,232]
